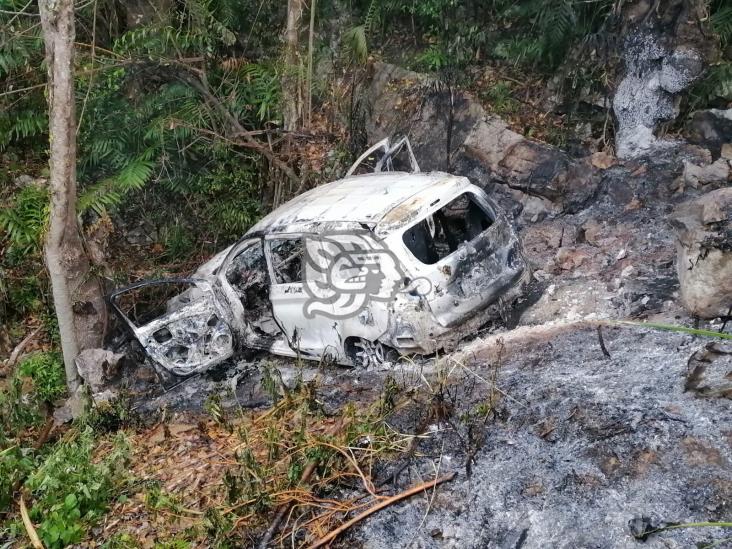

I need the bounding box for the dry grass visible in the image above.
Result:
[89,349,506,547]
[96,370,416,547]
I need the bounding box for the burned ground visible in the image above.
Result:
[69,66,732,548]
[103,320,732,548]
[348,325,732,548]
[88,132,732,548]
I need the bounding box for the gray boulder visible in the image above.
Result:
[74,348,124,394]
[669,187,732,318]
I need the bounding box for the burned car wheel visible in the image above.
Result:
[348,338,398,368]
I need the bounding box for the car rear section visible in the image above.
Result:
[378,178,529,355]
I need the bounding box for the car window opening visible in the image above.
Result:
[402,193,493,265]
[112,281,199,328]
[270,238,304,284]
[225,241,280,338]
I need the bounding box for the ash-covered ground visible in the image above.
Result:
[347,324,732,548]
[340,145,732,548]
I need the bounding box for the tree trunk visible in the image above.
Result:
[283,0,304,131]
[39,0,106,392]
[305,0,316,128]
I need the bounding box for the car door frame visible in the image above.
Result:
[263,232,345,361]
[108,278,236,377]
[215,235,288,352]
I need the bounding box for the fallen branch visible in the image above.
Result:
[20,495,44,549]
[170,68,301,187]
[257,460,318,549]
[306,472,457,549]
[0,326,42,378]
[596,325,611,359]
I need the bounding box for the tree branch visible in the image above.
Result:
[307,472,457,549]
[0,326,42,379]
[169,65,300,186]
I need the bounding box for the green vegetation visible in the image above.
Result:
[24,428,131,548]
[0,381,131,547]
[19,352,66,403]
[0,354,65,453]
[686,0,732,112]
[2,0,281,245]
[349,0,615,75]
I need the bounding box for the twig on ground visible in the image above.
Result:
[597,325,611,359]
[0,326,42,378]
[306,472,457,549]
[20,495,44,549]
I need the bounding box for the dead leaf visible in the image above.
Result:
[721,143,732,160]
[590,151,616,170]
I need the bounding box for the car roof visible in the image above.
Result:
[247,171,468,236]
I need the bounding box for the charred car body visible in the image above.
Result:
[110,138,529,376]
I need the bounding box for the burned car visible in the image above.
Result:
[110,138,529,376]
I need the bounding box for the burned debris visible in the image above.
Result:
[110,280,235,377]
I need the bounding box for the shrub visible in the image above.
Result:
[0,445,34,511]
[18,351,66,403]
[24,428,131,548]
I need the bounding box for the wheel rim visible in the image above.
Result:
[353,339,386,368]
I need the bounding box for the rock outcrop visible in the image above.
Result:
[363,61,732,327]
[364,62,601,217]
[669,187,732,318]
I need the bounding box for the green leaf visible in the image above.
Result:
[116,159,155,191]
[616,320,732,340]
[64,493,77,509]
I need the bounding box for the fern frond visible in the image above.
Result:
[116,159,155,191]
[77,181,123,216]
[342,25,368,64]
[0,185,49,253]
[364,0,379,34]
[712,5,732,47]
[0,109,47,149]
